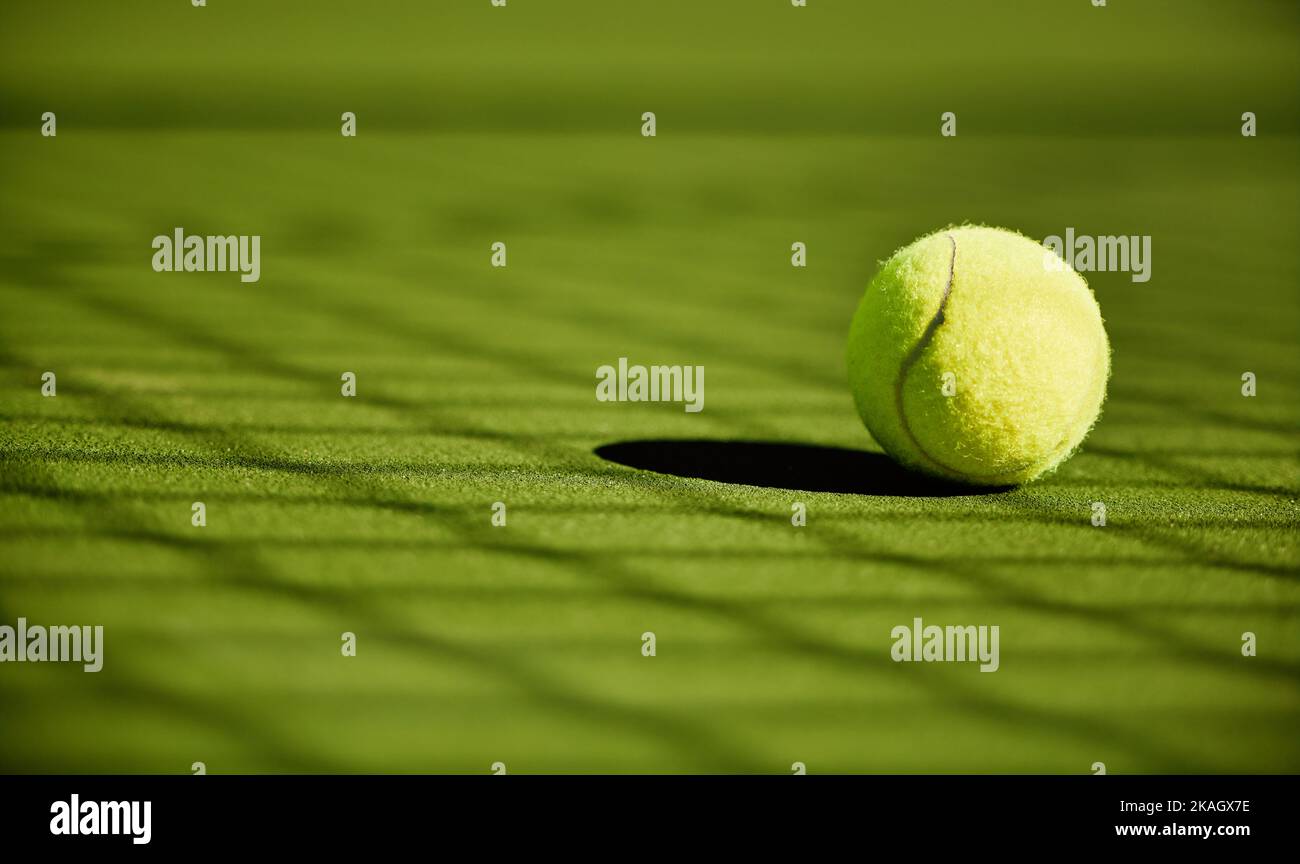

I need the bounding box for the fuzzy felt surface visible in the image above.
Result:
[848,226,1110,485]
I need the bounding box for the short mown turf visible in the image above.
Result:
[0,1,1297,773]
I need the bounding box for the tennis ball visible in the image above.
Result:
[846,225,1110,486]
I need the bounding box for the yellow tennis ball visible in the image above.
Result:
[846,225,1110,486]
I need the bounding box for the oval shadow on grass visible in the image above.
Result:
[594,439,1009,498]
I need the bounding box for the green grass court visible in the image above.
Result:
[0,1,1297,773]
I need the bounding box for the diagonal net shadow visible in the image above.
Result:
[595,439,1008,497]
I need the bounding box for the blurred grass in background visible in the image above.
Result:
[2,0,1297,133]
